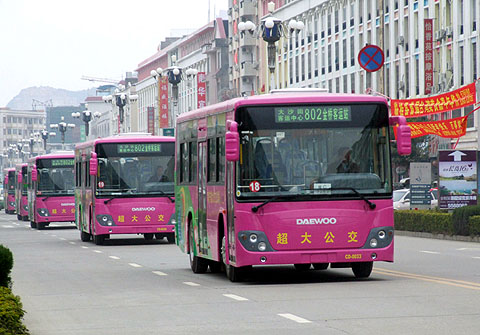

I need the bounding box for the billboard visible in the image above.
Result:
[439,150,477,209]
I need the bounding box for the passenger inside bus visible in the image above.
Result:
[148,166,170,183]
[327,147,359,174]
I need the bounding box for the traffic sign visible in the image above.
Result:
[358,44,385,72]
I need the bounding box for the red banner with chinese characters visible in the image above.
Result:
[424,19,434,95]
[391,82,477,118]
[159,77,169,128]
[197,72,207,109]
[398,116,468,139]
[147,107,154,135]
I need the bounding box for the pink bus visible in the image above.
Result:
[75,134,176,245]
[28,152,76,229]
[15,163,29,221]
[175,91,411,281]
[4,168,16,214]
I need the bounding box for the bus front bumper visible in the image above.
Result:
[95,224,175,235]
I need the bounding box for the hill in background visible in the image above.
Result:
[6,86,96,110]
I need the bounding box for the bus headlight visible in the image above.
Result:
[238,230,275,252]
[378,230,386,239]
[258,242,267,251]
[249,234,258,243]
[23,205,28,211]
[9,202,15,207]
[370,238,378,248]
[37,208,49,217]
[361,227,394,249]
[96,214,116,226]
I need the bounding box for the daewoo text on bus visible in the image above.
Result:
[15,163,29,221]
[27,152,76,229]
[75,134,176,245]
[175,90,411,281]
[4,168,16,214]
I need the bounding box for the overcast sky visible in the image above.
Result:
[0,0,228,106]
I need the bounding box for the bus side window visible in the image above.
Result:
[217,137,225,183]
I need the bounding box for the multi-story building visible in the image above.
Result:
[0,108,46,165]
[229,0,479,152]
[135,17,230,135]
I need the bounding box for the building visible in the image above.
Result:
[0,108,46,166]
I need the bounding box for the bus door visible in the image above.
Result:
[198,141,208,255]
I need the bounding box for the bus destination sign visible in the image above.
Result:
[118,143,162,154]
[275,106,352,123]
[51,159,74,167]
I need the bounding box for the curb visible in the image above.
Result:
[396,230,480,243]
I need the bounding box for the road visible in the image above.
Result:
[1,211,480,335]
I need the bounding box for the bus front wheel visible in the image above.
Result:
[80,230,91,242]
[352,262,373,278]
[144,233,154,240]
[221,236,248,282]
[30,221,37,229]
[189,224,208,273]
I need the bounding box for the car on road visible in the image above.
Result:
[393,188,438,210]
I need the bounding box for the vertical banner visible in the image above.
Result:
[159,77,169,128]
[424,19,434,95]
[197,72,207,109]
[147,107,155,135]
[439,150,477,209]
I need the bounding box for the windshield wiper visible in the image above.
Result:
[104,198,115,204]
[156,189,175,203]
[251,195,294,213]
[329,187,376,210]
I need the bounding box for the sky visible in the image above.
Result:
[0,0,228,106]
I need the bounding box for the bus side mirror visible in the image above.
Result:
[390,116,411,156]
[90,152,98,175]
[31,168,37,182]
[225,121,240,161]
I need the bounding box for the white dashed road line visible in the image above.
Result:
[2,225,14,228]
[473,257,480,260]
[223,294,249,301]
[152,271,167,276]
[93,250,103,254]
[420,251,440,254]
[81,246,89,249]
[278,313,312,324]
[109,256,120,260]
[69,242,76,245]
[128,263,142,268]
[59,238,66,241]
[183,282,200,287]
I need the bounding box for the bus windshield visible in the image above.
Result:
[236,103,392,200]
[96,142,175,197]
[21,166,27,196]
[7,171,15,194]
[37,159,75,195]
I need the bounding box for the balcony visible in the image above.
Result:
[239,33,256,48]
[240,62,257,77]
[239,0,256,17]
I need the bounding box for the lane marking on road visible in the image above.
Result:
[375,268,480,291]
[152,271,168,276]
[420,251,440,254]
[81,246,89,249]
[128,263,142,268]
[43,232,49,235]
[223,294,249,301]
[457,248,480,251]
[69,242,76,245]
[12,222,19,225]
[183,282,201,287]
[278,313,312,324]
[51,235,57,237]
[109,256,120,260]
[93,250,103,253]
[2,225,14,228]
[59,238,66,241]
[473,257,480,260]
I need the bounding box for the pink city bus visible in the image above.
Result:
[75,134,176,245]
[175,91,411,281]
[4,168,16,214]
[15,163,29,221]
[27,152,76,229]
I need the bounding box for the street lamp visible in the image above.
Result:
[50,116,75,149]
[102,86,138,124]
[72,110,101,137]
[39,129,56,152]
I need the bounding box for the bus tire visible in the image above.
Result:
[166,233,175,244]
[189,224,208,273]
[222,236,248,282]
[294,263,312,271]
[37,222,46,230]
[17,214,21,220]
[80,230,91,242]
[144,233,154,240]
[93,234,105,245]
[352,262,373,278]
[30,221,37,229]
[313,263,329,270]
[209,261,222,273]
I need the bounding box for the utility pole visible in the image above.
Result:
[377,0,385,95]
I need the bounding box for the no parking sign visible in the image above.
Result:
[358,44,384,72]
